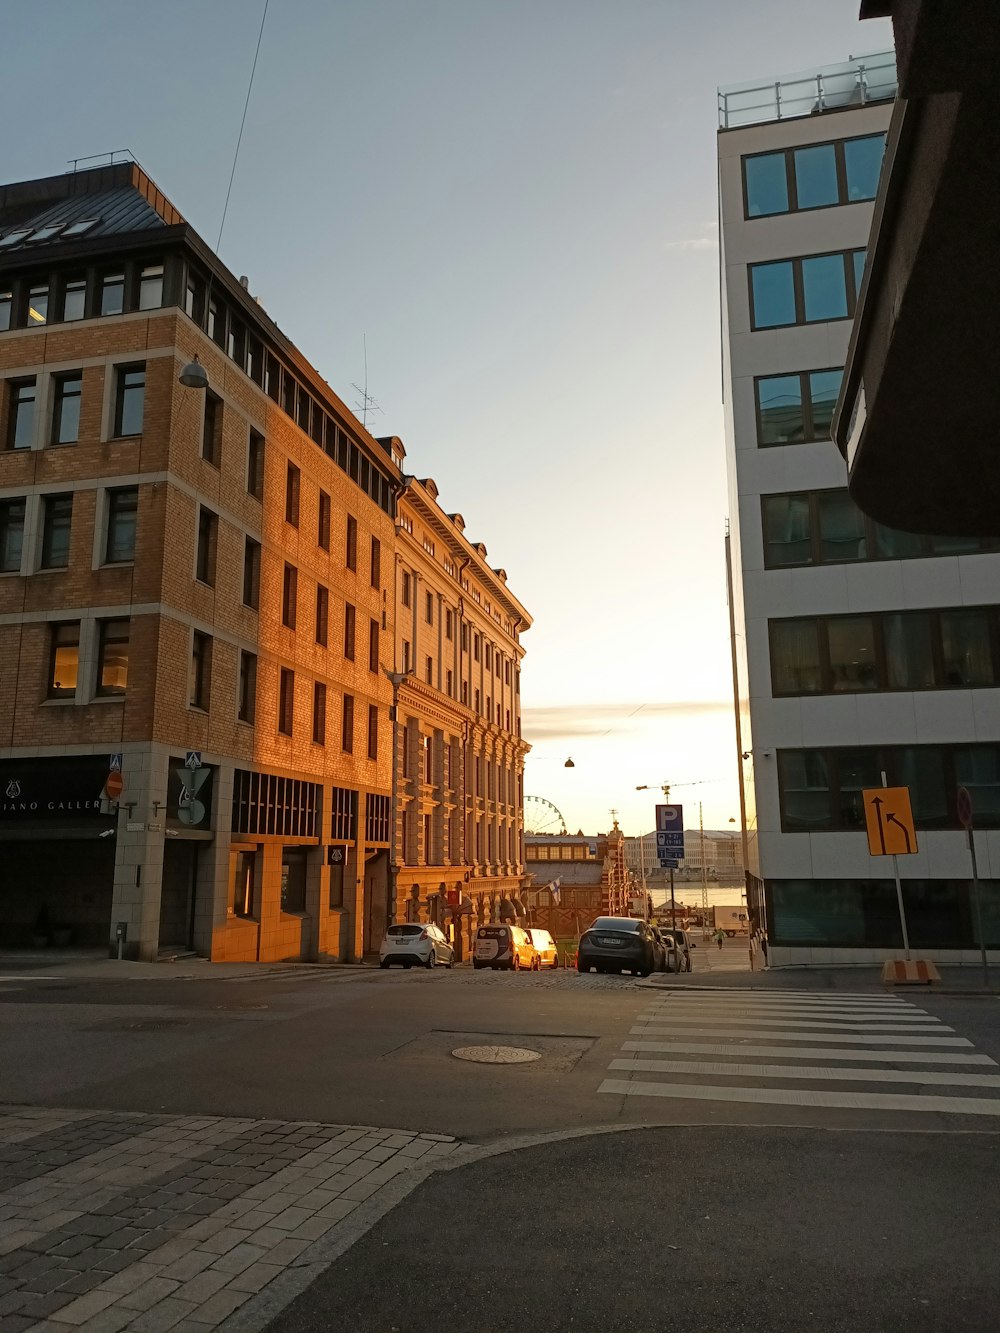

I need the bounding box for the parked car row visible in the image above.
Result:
[576,917,695,976]
[379,923,561,972]
[473,925,559,971]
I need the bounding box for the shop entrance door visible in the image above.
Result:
[160,841,199,950]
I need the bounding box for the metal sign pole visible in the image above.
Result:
[968,827,988,988]
[882,769,911,961]
[670,867,678,972]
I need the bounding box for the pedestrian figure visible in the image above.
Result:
[714,927,725,951]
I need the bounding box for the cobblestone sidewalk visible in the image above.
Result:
[0,1107,463,1332]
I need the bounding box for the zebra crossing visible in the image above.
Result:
[599,988,1000,1117]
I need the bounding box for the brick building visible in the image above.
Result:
[524,825,637,938]
[387,471,530,959]
[0,161,528,963]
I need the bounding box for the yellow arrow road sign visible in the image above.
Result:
[863,787,917,857]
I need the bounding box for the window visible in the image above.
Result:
[48,622,80,698]
[100,271,125,316]
[278,667,294,735]
[105,487,138,563]
[281,851,307,914]
[196,508,218,585]
[234,850,256,918]
[346,515,357,571]
[743,134,885,217]
[238,651,256,723]
[344,602,356,660]
[62,277,86,322]
[749,250,865,329]
[755,368,843,446]
[884,613,935,690]
[402,571,411,607]
[27,283,48,326]
[342,693,354,752]
[0,288,11,330]
[402,640,411,672]
[370,536,381,589]
[282,563,298,630]
[316,585,329,646]
[461,623,468,652]
[313,681,327,745]
[779,744,1000,832]
[7,379,36,450]
[242,537,260,609]
[426,655,433,684]
[446,668,453,697]
[485,644,493,671]
[96,619,129,696]
[189,632,210,709]
[474,634,481,663]
[367,704,378,761]
[285,463,300,526]
[318,490,331,551]
[827,617,878,691]
[426,591,434,624]
[247,429,264,500]
[770,620,822,695]
[202,392,221,466]
[0,498,25,572]
[369,618,379,673]
[49,373,82,445]
[445,608,454,641]
[113,364,145,436]
[137,265,163,310]
[40,494,72,568]
[941,610,995,686]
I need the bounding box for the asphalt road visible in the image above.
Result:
[266,1125,1000,1333]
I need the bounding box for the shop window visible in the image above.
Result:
[281,851,307,914]
[234,850,257,918]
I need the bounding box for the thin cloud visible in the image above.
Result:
[663,235,717,252]
[523,699,730,741]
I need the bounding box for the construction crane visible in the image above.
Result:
[635,778,721,801]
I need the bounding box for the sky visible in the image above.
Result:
[6,0,892,837]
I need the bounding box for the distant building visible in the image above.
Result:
[524,822,636,934]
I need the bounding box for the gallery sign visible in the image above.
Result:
[0,755,112,821]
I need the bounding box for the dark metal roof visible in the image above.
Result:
[0,163,182,251]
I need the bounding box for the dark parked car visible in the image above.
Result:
[578,916,656,977]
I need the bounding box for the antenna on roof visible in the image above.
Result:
[351,333,382,431]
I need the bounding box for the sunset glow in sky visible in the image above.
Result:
[7,0,892,837]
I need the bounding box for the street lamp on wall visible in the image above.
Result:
[384,666,415,927]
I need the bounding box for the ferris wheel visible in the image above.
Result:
[524,795,568,836]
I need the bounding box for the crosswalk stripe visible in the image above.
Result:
[608,1058,1000,1088]
[663,989,908,1001]
[644,999,924,1014]
[639,1004,935,1020]
[598,1077,1000,1116]
[629,1026,970,1046]
[622,1039,996,1065]
[635,1016,952,1033]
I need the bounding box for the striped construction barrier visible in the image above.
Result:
[881,958,941,986]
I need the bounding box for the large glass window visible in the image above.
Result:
[101,271,125,316]
[40,494,72,568]
[0,288,11,330]
[778,751,832,831]
[941,610,995,686]
[852,248,867,295]
[828,616,878,691]
[0,498,25,572]
[801,254,849,321]
[834,750,880,829]
[817,491,866,562]
[770,620,822,695]
[7,379,36,450]
[756,368,843,446]
[96,619,129,696]
[51,373,82,445]
[894,747,949,828]
[744,152,789,216]
[844,134,885,200]
[762,494,811,567]
[49,622,80,698]
[113,365,145,437]
[750,260,796,329]
[884,613,935,689]
[27,284,48,326]
[955,747,1000,826]
[105,487,138,563]
[137,265,163,311]
[743,133,885,219]
[873,521,926,560]
[793,143,838,209]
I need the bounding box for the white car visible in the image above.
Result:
[379,923,454,970]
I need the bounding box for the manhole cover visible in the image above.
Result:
[451,1045,541,1065]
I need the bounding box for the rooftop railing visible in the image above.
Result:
[719,51,897,130]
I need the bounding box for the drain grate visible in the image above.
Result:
[452,1045,541,1065]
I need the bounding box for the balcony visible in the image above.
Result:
[719,51,897,130]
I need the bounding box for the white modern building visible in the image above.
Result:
[720,52,1000,966]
